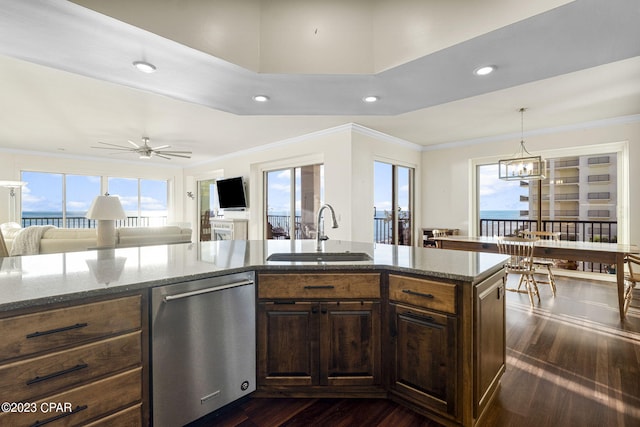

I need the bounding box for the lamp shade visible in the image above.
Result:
[86,195,126,220]
[0,180,26,188]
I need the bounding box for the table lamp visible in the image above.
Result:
[86,193,126,247]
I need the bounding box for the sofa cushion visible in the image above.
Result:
[0,222,22,239]
[42,228,97,239]
[117,226,182,237]
[117,226,192,245]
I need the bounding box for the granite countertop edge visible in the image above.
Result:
[0,261,506,313]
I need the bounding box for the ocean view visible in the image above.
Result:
[479,210,523,220]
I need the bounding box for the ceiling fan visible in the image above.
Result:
[92,137,192,160]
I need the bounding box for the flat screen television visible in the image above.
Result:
[216,177,248,209]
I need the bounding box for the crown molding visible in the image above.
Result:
[198,122,421,166]
[421,114,640,152]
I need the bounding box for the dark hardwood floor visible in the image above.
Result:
[192,275,640,427]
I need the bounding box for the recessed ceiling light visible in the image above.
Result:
[253,95,269,102]
[363,96,379,103]
[133,61,156,73]
[474,65,496,76]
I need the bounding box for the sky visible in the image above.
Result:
[477,164,526,211]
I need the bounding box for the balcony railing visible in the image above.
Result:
[21,216,166,228]
[479,218,617,273]
[266,214,412,245]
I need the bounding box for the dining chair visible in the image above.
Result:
[519,230,561,297]
[624,253,640,316]
[432,229,448,248]
[497,236,540,307]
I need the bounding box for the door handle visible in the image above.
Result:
[163,280,253,302]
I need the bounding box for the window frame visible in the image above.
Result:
[470,141,630,243]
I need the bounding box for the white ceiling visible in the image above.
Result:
[0,0,639,166]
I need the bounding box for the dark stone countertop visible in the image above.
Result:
[0,240,509,312]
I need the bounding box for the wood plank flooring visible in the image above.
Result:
[191,275,640,427]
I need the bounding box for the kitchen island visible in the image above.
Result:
[0,240,508,427]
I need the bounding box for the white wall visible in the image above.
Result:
[421,120,640,244]
[4,120,637,247]
[183,124,423,243]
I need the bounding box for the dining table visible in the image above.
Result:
[435,235,640,320]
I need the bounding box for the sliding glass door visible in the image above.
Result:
[374,161,414,246]
[265,164,324,240]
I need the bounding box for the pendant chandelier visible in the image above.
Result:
[498,108,546,181]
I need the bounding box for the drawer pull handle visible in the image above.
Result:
[30,405,88,427]
[402,289,434,299]
[303,285,335,290]
[27,363,89,385]
[402,311,436,324]
[26,323,88,339]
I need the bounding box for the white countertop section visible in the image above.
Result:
[0,240,509,311]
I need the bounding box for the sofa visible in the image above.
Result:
[1,223,192,255]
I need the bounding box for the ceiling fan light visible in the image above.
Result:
[133,61,156,73]
[140,153,152,159]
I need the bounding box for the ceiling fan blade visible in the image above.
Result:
[91,145,134,151]
[157,150,192,154]
[153,145,171,150]
[155,153,172,160]
[128,139,140,148]
[157,152,192,158]
[95,141,132,149]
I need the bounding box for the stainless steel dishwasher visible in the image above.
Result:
[151,272,255,427]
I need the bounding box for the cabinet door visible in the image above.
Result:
[257,302,318,386]
[475,276,506,417]
[390,304,457,417]
[320,301,381,387]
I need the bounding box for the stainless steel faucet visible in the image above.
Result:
[316,204,338,251]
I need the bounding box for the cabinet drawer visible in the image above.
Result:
[83,403,142,427]
[0,296,141,362]
[0,331,141,403]
[0,367,141,426]
[259,273,380,299]
[389,275,456,314]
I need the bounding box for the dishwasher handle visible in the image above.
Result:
[163,280,254,303]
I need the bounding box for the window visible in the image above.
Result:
[265,164,324,240]
[478,152,618,241]
[21,172,100,228]
[20,171,168,228]
[374,161,414,246]
[476,149,621,271]
[108,177,168,227]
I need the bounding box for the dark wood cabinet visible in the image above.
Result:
[0,294,146,426]
[257,270,505,427]
[257,302,318,387]
[257,273,382,393]
[321,301,380,386]
[389,304,457,416]
[474,274,506,418]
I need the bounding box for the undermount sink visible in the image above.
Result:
[266,252,373,262]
